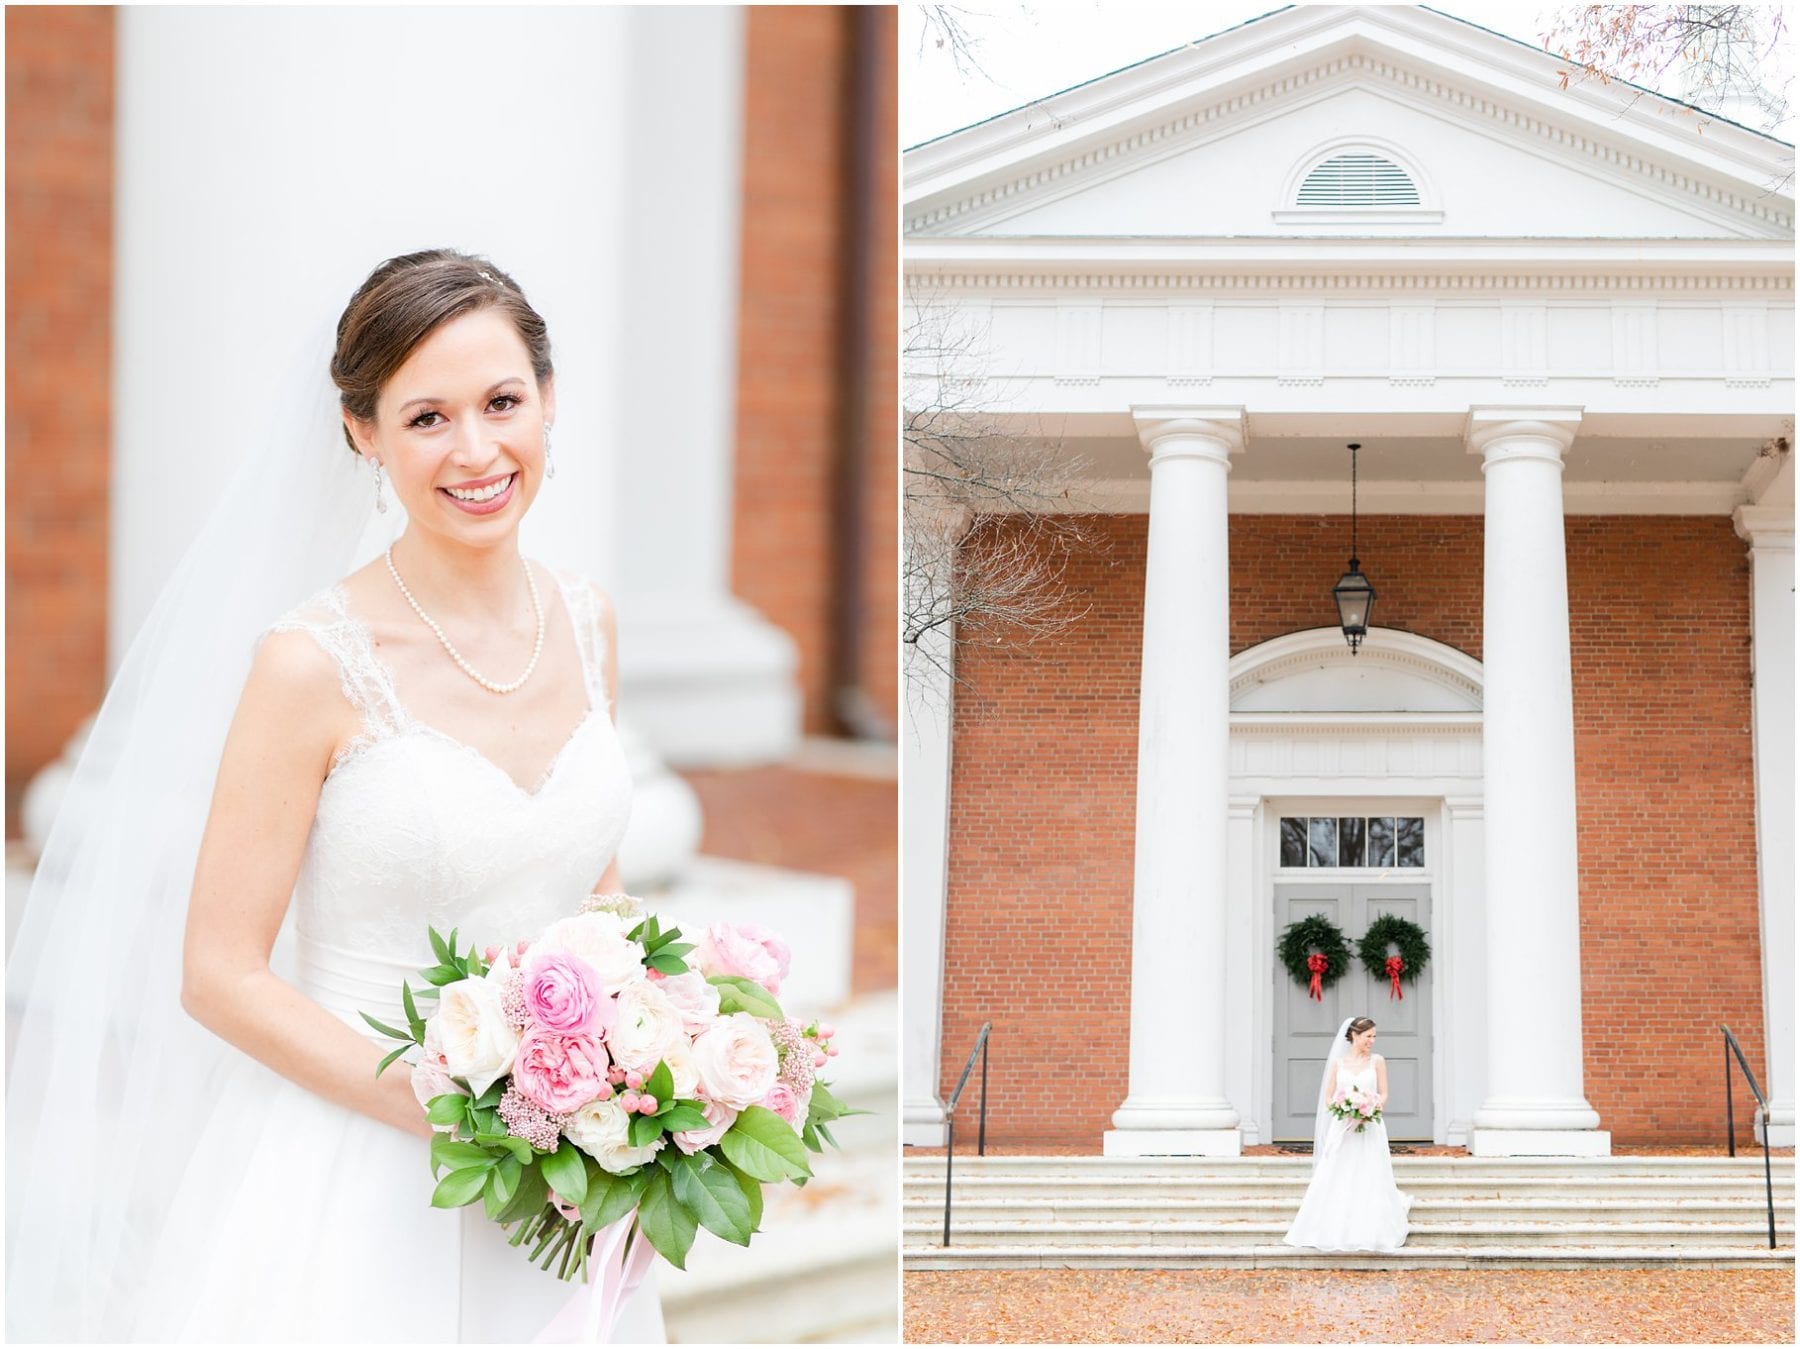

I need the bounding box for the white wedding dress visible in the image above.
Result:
[132,566,665,1343]
[1282,1058,1413,1253]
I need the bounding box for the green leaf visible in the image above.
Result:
[425,1094,468,1127]
[658,1103,710,1133]
[472,1132,535,1165]
[636,1169,698,1269]
[431,1166,491,1209]
[582,1166,651,1231]
[807,1080,848,1120]
[401,982,426,1042]
[432,1138,496,1174]
[375,1041,413,1078]
[428,925,451,963]
[360,1011,413,1042]
[645,952,690,976]
[722,1159,765,1233]
[495,1159,549,1225]
[420,965,460,987]
[706,975,784,1020]
[473,1078,507,1111]
[541,1141,588,1208]
[815,1120,838,1149]
[718,1105,811,1182]
[629,1111,663,1148]
[668,1154,752,1246]
[645,1060,674,1105]
[660,941,695,959]
[493,1153,522,1205]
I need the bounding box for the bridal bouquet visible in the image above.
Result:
[1328,1082,1382,1134]
[364,894,857,1281]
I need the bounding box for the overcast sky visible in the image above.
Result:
[900,2,1795,148]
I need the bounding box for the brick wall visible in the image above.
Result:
[5,7,114,836]
[732,6,898,739]
[939,512,1765,1147]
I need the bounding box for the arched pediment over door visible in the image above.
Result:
[1229,627,1482,714]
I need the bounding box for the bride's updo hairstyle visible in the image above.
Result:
[331,248,554,454]
[1346,1016,1377,1041]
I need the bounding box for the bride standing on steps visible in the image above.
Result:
[1283,1016,1414,1253]
[7,250,663,1341]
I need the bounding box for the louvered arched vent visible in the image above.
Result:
[1295,152,1421,207]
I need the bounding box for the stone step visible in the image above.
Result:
[906,1217,1794,1249]
[905,1155,1794,1178]
[904,1243,1795,1271]
[907,1197,1795,1224]
[905,1176,1796,1203]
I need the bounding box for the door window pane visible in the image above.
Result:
[1338,817,1365,867]
[1397,817,1425,867]
[1367,817,1396,867]
[1308,817,1338,867]
[1280,818,1308,868]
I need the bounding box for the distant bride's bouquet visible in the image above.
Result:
[364,894,858,1292]
[1328,1082,1382,1134]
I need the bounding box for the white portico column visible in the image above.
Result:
[1105,407,1243,1158]
[1466,408,1608,1156]
[1733,505,1794,1147]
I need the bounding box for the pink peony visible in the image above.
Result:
[694,922,792,996]
[511,1028,608,1115]
[672,1097,738,1155]
[757,1082,805,1133]
[523,950,612,1036]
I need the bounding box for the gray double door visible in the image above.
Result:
[1273,882,1432,1142]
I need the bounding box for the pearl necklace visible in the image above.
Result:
[384,547,544,695]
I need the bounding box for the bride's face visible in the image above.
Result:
[349,307,555,543]
[1352,1026,1377,1054]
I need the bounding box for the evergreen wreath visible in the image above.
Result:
[1277,915,1352,993]
[1356,914,1432,985]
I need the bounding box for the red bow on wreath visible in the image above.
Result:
[1306,952,1328,1002]
[1385,954,1405,1001]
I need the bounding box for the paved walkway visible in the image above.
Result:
[904,1267,1795,1343]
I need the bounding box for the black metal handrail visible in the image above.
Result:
[942,1021,991,1246]
[1721,1024,1778,1249]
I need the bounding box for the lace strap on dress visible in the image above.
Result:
[262,585,409,760]
[552,568,611,714]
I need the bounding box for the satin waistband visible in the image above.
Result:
[294,933,433,1043]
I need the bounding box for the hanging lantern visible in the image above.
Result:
[1334,442,1376,653]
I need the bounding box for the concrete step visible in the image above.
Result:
[906,1177,1796,1205]
[907,1197,1795,1224]
[904,1243,1795,1271]
[906,1217,1794,1249]
[905,1155,1794,1178]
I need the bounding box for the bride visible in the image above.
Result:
[1283,1016,1413,1253]
[7,250,663,1341]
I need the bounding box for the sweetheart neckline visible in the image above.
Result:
[327,705,605,801]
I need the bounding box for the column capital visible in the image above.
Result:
[1132,405,1245,467]
[1465,406,1583,465]
[1734,504,1795,553]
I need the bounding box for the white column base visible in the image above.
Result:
[903,1101,948,1148]
[1473,1097,1602,1132]
[1754,1107,1794,1148]
[1111,1095,1240,1132]
[1104,1128,1243,1157]
[1470,1128,1612,1157]
[618,598,800,768]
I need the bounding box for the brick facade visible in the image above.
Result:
[5,7,115,836]
[939,512,1766,1147]
[733,6,898,739]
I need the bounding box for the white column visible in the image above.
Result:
[1733,505,1794,1147]
[901,620,954,1146]
[1105,406,1243,1157]
[1466,408,1608,1156]
[611,6,799,767]
[1224,795,1260,1145]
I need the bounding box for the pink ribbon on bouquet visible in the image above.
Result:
[534,1214,655,1343]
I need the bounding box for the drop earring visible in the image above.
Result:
[543,425,557,480]
[372,459,388,514]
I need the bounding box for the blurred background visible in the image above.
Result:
[5,5,896,1341]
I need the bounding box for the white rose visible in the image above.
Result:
[606,980,686,1074]
[565,1098,665,1174]
[409,1019,467,1128]
[657,971,721,1036]
[690,1012,779,1109]
[661,1038,700,1100]
[534,912,646,991]
[435,958,519,1098]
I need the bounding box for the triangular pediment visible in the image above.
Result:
[906,6,1794,243]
